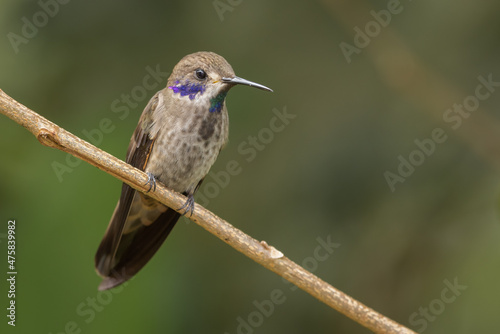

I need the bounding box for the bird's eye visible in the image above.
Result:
[195,69,207,80]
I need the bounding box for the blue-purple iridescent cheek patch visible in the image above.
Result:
[168,80,206,100]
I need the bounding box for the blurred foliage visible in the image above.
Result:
[1,0,500,333]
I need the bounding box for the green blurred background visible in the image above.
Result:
[1,0,500,333]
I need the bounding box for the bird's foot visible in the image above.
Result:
[145,172,157,193]
[178,194,195,217]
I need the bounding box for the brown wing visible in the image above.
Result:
[94,92,182,290]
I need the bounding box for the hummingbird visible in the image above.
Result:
[94,51,272,290]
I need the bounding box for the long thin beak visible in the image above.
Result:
[222,76,273,92]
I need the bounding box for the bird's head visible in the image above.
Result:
[167,51,272,112]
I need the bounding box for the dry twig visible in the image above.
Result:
[0,89,416,334]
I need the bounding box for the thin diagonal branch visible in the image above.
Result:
[0,89,416,334]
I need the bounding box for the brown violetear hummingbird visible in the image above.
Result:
[95,51,272,290]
